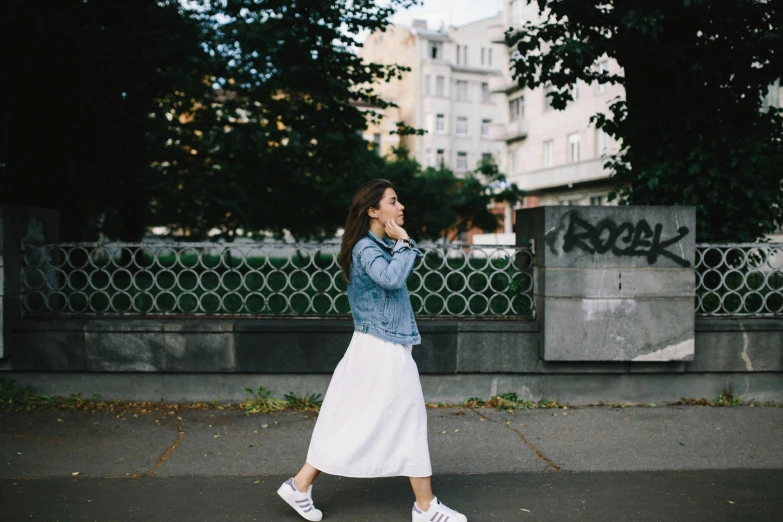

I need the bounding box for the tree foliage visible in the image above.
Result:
[3,0,517,242]
[508,0,783,242]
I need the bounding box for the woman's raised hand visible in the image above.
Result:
[384,218,409,241]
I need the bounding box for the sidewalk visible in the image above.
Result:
[1,406,781,521]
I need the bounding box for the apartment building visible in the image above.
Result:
[489,0,623,208]
[360,16,506,175]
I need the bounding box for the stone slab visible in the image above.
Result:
[687,328,783,372]
[541,297,695,361]
[457,331,538,372]
[517,206,696,269]
[234,331,351,373]
[163,333,237,372]
[537,267,695,298]
[10,330,86,371]
[84,332,166,371]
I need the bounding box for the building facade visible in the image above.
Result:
[490,0,623,208]
[360,16,507,175]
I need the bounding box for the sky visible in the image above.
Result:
[356,0,503,41]
[390,0,503,29]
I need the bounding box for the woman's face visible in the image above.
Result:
[370,187,405,226]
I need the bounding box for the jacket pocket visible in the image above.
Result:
[381,295,392,324]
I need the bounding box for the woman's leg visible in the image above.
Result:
[409,476,435,511]
[293,462,321,492]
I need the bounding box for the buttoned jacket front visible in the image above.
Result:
[348,231,423,345]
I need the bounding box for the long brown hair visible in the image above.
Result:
[340,179,393,282]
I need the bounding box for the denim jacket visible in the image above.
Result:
[348,230,424,345]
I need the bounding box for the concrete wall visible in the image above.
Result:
[518,205,697,362]
[2,316,781,404]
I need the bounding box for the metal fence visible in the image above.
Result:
[20,241,783,319]
[20,241,536,319]
[695,243,783,317]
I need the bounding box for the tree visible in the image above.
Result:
[2,1,209,241]
[148,0,423,241]
[507,0,783,242]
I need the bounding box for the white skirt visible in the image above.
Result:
[305,331,432,478]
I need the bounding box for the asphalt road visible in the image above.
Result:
[2,470,780,522]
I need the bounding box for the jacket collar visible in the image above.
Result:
[367,230,395,250]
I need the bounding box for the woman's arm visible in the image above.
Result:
[355,242,421,290]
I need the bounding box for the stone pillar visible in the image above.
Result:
[516,206,696,361]
[0,206,60,359]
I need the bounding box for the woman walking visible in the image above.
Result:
[277,179,467,521]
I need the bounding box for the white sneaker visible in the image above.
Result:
[412,496,467,522]
[277,477,323,521]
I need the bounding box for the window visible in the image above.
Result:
[481,119,490,138]
[481,82,491,103]
[511,0,525,26]
[597,59,609,93]
[488,48,492,66]
[596,128,609,156]
[436,149,445,167]
[572,78,580,101]
[430,41,442,59]
[568,133,580,162]
[509,96,524,121]
[425,75,430,96]
[509,149,518,174]
[456,116,468,136]
[457,152,468,171]
[543,139,554,167]
[455,80,468,100]
[462,45,468,65]
[590,196,604,206]
[436,75,445,96]
[436,114,445,133]
[456,45,461,64]
[372,133,382,153]
[425,148,433,167]
[481,47,485,65]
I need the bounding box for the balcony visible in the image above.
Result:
[513,158,611,192]
[506,119,528,142]
[488,123,507,141]
[488,24,507,44]
[488,120,528,142]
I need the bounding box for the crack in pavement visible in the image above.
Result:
[469,408,560,472]
[131,421,184,478]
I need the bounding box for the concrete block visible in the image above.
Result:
[457,331,538,372]
[517,206,696,269]
[537,267,695,299]
[163,333,236,372]
[85,332,165,371]
[541,297,695,361]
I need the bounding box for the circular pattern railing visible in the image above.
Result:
[695,243,783,316]
[20,241,535,319]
